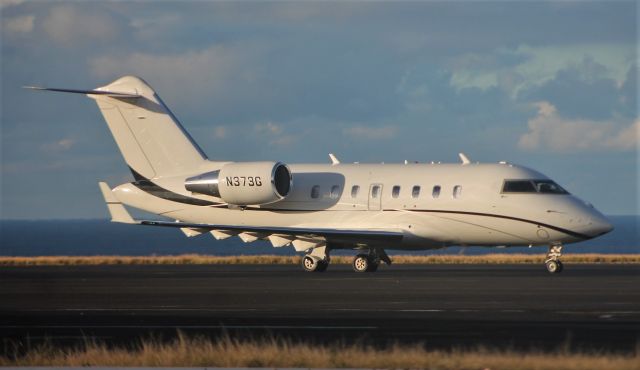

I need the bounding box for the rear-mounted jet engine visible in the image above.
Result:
[185,161,292,205]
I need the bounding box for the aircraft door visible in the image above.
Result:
[368,184,383,210]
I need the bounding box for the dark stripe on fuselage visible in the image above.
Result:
[402,209,591,240]
[129,167,219,206]
[244,207,590,240]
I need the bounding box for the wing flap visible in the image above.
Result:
[140,220,404,243]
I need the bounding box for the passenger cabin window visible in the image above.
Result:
[371,185,381,198]
[351,185,360,198]
[432,185,441,198]
[392,185,401,198]
[412,186,420,198]
[330,185,340,199]
[502,180,568,194]
[311,185,320,199]
[453,185,462,199]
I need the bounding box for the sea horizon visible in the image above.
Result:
[1,215,638,257]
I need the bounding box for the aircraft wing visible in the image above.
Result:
[139,219,403,243]
[98,181,403,248]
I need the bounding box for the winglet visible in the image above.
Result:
[329,153,340,165]
[98,182,136,224]
[458,152,471,165]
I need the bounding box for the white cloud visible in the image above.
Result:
[41,138,76,153]
[89,43,269,111]
[42,5,120,46]
[518,102,638,152]
[268,134,296,147]
[253,121,297,147]
[450,44,634,95]
[128,14,182,42]
[254,121,282,135]
[0,0,25,9]
[213,126,227,140]
[3,14,34,33]
[343,125,397,140]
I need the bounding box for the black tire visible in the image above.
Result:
[545,260,561,274]
[352,254,369,272]
[367,260,379,272]
[556,260,564,273]
[316,260,329,272]
[302,255,319,272]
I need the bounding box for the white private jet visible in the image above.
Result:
[27,76,613,274]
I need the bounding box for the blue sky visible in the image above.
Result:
[1,1,637,219]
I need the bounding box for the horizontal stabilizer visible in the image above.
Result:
[23,86,141,98]
[98,182,135,224]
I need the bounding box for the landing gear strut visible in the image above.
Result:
[302,245,330,272]
[545,244,564,274]
[352,247,391,273]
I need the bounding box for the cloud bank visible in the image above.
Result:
[519,102,638,152]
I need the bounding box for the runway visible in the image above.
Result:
[1,264,639,353]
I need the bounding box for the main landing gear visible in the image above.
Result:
[352,247,392,273]
[545,244,564,274]
[301,246,392,273]
[301,245,330,272]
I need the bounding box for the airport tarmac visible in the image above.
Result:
[1,264,639,353]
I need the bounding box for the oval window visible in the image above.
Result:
[311,185,320,199]
[330,185,340,199]
[351,185,360,198]
[432,185,441,199]
[412,186,420,198]
[453,185,462,199]
[392,185,401,198]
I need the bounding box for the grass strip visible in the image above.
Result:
[2,334,639,369]
[0,253,638,266]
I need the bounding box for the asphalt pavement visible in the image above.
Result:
[1,264,638,353]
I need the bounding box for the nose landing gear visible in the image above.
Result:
[545,244,564,274]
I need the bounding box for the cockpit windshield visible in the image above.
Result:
[502,179,569,194]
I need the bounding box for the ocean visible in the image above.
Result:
[1,216,638,257]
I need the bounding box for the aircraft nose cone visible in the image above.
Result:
[587,216,614,237]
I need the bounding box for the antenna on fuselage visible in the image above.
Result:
[329,153,340,165]
[458,152,471,165]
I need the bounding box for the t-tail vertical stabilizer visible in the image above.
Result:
[26,76,208,179]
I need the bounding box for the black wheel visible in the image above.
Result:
[353,254,369,272]
[556,260,564,273]
[316,260,329,272]
[545,260,561,274]
[302,255,319,272]
[367,261,379,272]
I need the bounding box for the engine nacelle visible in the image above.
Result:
[185,161,292,205]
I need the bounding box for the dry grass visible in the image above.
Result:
[0,253,638,266]
[2,334,638,369]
